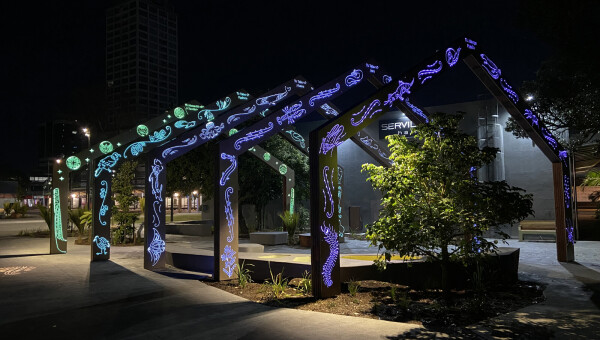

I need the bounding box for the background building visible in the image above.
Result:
[105,0,178,133]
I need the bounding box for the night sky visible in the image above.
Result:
[1,0,551,175]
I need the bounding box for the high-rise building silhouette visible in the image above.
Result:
[105,0,177,133]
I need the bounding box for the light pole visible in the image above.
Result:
[83,128,91,210]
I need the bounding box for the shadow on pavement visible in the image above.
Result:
[0,253,48,259]
[561,261,600,309]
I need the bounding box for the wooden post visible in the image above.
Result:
[552,162,575,262]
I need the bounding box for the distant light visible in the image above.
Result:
[82,128,88,133]
[525,95,534,101]
[56,159,62,164]
[71,194,77,198]
[173,192,179,197]
[192,190,198,195]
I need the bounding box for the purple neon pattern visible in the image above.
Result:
[220,153,237,186]
[322,166,335,219]
[319,124,346,156]
[320,222,339,288]
[350,99,383,126]
[417,60,443,84]
[309,83,341,107]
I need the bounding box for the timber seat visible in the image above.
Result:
[518,220,556,241]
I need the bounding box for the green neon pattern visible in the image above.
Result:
[279,164,288,175]
[174,107,186,119]
[99,141,114,154]
[290,188,295,214]
[53,188,66,253]
[66,156,81,170]
[263,152,271,161]
[137,124,149,137]
[229,128,238,136]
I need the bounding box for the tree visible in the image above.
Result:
[581,170,600,219]
[507,0,600,150]
[167,143,214,199]
[362,113,534,292]
[111,160,139,244]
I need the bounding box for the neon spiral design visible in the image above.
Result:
[99,180,109,226]
[384,78,414,107]
[344,69,363,87]
[320,222,339,288]
[52,188,66,253]
[224,187,234,242]
[319,124,346,156]
[124,126,173,158]
[234,122,274,150]
[198,97,231,120]
[162,136,198,159]
[277,102,306,125]
[382,75,392,84]
[500,78,519,103]
[405,98,429,122]
[199,122,225,140]
[480,54,501,79]
[285,130,306,148]
[566,218,575,244]
[323,166,335,219]
[350,99,382,126]
[309,83,341,107]
[227,105,256,124]
[541,127,558,150]
[95,152,121,177]
[148,228,166,266]
[149,159,164,228]
[255,86,291,106]
[445,47,461,67]
[417,60,443,84]
[524,109,538,127]
[320,103,338,116]
[220,153,237,186]
[93,236,110,255]
[174,120,197,129]
[564,175,571,209]
[221,244,237,278]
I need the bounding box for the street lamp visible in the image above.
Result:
[192,190,198,210]
[83,128,91,209]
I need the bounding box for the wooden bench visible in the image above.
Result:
[518,220,556,241]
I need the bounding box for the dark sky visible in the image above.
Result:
[1,0,551,175]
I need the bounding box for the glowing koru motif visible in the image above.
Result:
[417,60,443,84]
[198,97,231,121]
[149,159,164,228]
[227,105,256,124]
[220,153,237,186]
[564,175,571,209]
[320,222,339,288]
[285,130,306,148]
[124,126,173,158]
[445,47,461,67]
[162,136,198,159]
[256,86,291,106]
[234,122,274,150]
[52,188,66,253]
[174,120,197,129]
[541,127,558,150]
[322,166,335,219]
[320,124,346,156]
[559,150,568,162]
[309,83,341,107]
[174,107,186,119]
[344,69,363,87]
[95,152,121,177]
[148,228,166,266]
[405,98,429,122]
[566,218,575,244]
[93,235,110,256]
[221,244,237,278]
[480,54,501,79]
[224,187,235,242]
[523,109,539,127]
[98,180,109,226]
[276,102,306,125]
[350,99,382,126]
[384,78,414,107]
[320,103,338,117]
[382,75,392,84]
[137,124,149,137]
[199,122,225,140]
[500,78,519,103]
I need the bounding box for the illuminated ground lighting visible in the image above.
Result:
[342,255,421,261]
[0,266,36,276]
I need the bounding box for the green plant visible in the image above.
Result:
[348,280,360,297]
[237,260,254,288]
[111,160,139,244]
[278,210,299,245]
[264,263,288,299]
[37,203,52,230]
[362,113,534,293]
[581,170,600,219]
[390,287,411,309]
[69,208,88,241]
[80,210,93,243]
[298,270,312,296]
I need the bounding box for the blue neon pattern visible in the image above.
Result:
[255,86,291,106]
[224,187,234,242]
[344,69,363,87]
[99,180,109,226]
[148,228,166,266]
[227,105,256,124]
[445,47,461,67]
[52,188,66,253]
[322,166,335,219]
[199,122,225,140]
[384,79,414,107]
[234,122,274,150]
[319,124,346,156]
[309,83,341,107]
[95,152,121,177]
[149,159,164,228]
[220,153,237,186]
[417,60,443,84]
[285,130,306,149]
[93,235,110,255]
[221,244,237,278]
[350,99,383,126]
[480,54,501,79]
[277,102,306,125]
[320,222,339,288]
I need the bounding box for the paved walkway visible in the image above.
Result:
[0,234,599,339]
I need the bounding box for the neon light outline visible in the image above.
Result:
[350,99,383,126]
[124,126,173,158]
[199,122,225,140]
[221,244,237,278]
[382,75,392,84]
[319,124,346,156]
[93,235,110,255]
[276,102,306,125]
[417,60,443,84]
[234,122,274,150]
[405,98,429,122]
[309,83,341,107]
[500,78,519,103]
[323,166,335,219]
[445,47,461,67]
[480,54,501,79]
[384,78,414,107]
[162,136,198,159]
[320,103,338,117]
[149,159,164,228]
[99,180,109,226]
[255,86,291,106]
[285,130,306,148]
[197,97,231,121]
[227,105,256,124]
[224,187,234,243]
[344,69,363,87]
[174,120,197,129]
[220,153,237,186]
[320,222,338,288]
[52,188,66,253]
[148,228,166,266]
[95,152,121,177]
